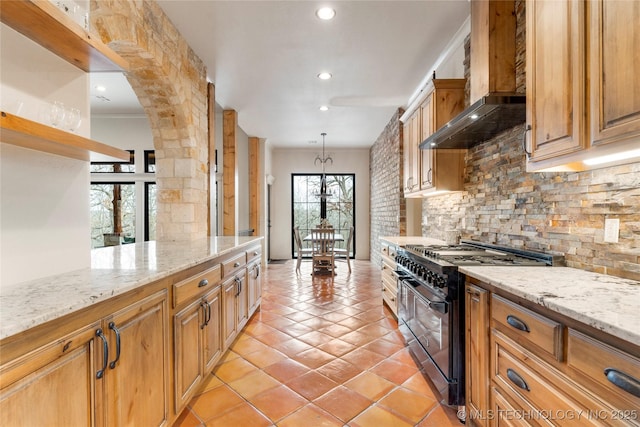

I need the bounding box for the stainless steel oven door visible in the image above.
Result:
[398,277,451,382]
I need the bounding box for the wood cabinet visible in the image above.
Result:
[526,0,586,163]
[588,0,640,149]
[0,240,263,427]
[403,112,420,194]
[526,0,640,171]
[222,272,247,349]
[0,2,130,162]
[173,261,223,414]
[0,322,100,426]
[247,261,262,317]
[402,79,466,197]
[466,277,640,427]
[465,284,490,427]
[0,289,169,427]
[380,242,399,316]
[246,244,263,317]
[103,291,169,427]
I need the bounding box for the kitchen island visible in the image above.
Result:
[0,236,263,426]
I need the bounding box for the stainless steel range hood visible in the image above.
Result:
[419,93,525,150]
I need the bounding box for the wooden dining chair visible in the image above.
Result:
[293,226,312,275]
[311,228,335,279]
[334,225,353,273]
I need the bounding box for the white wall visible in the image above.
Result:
[269,147,371,260]
[1,24,91,288]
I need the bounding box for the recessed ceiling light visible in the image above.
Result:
[470,114,479,119]
[319,106,329,111]
[317,72,332,80]
[95,85,107,92]
[316,7,336,20]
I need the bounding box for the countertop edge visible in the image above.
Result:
[460,266,640,348]
[0,237,263,341]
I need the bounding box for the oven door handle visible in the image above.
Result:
[428,300,448,314]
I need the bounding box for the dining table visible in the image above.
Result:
[303,231,344,275]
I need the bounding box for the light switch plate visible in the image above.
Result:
[604,218,620,243]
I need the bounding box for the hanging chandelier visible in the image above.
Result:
[314,132,333,199]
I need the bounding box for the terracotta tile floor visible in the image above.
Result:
[173,260,461,426]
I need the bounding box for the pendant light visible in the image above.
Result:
[314,133,333,199]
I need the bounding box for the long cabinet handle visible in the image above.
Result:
[108,322,121,369]
[96,329,108,379]
[604,368,640,398]
[256,265,260,279]
[234,277,241,296]
[506,315,530,333]
[506,368,530,391]
[200,301,208,329]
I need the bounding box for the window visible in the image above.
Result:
[292,173,355,258]
[90,150,135,173]
[90,150,156,248]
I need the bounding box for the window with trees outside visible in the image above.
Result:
[292,173,354,259]
[90,151,156,248]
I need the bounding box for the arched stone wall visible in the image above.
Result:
[91,0,209,241]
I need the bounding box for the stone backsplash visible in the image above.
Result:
[421,124,640,281]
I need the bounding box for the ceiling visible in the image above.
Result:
[90,1,470,149]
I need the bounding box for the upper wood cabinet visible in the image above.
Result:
[402,79,466,198]
[526,0,586,163]
[588,0,640,148]
[526,0,640,171]
[402,112,420,194]
[0,0,129,72]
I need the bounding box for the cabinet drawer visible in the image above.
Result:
[246,244,262,264]
[381,281,397,314]
[491,294,563,361]
[382,273,397,293]
[491,331,598,427]
[173,265,221,308]
[222,252,246,278]
[567,329,640,411]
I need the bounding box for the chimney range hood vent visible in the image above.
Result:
[419,93,526,150]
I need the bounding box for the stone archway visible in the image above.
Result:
[91,0,209,241]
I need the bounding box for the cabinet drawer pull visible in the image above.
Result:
[253,251,259,256]
[108,322,121,369]
[234,262,240,268]
[198,278,209,288]
[506,315,530,333]
[506,368,530,391]
[96,329,108,379]
[604,368,640,398]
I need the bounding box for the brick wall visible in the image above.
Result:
[369,109,405,266]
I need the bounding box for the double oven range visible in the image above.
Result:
[395,240,562,411]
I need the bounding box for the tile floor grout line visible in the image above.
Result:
[174,260,460,427]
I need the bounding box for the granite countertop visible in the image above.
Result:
[460,266,640,347]
[0,236,262,341]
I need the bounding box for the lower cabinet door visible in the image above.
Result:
[222,278,238,349]
[103,290,169,427]
[0,322,100,426]
[203,287,222,372]
[174,298,205,412]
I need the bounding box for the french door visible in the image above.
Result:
[291,174,355,258]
